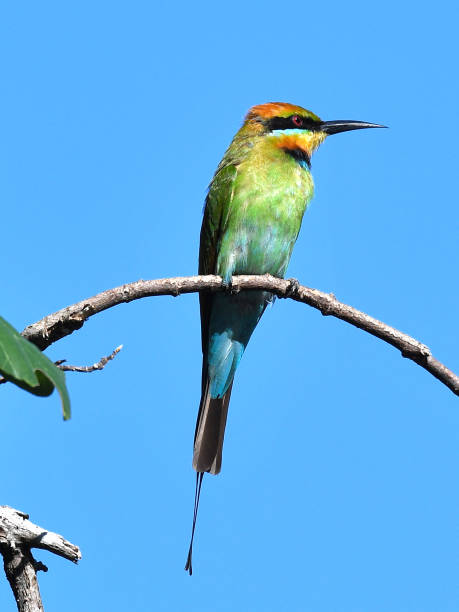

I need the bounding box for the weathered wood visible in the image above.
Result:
[0,506,81,611]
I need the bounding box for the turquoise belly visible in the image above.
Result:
[207,291,268,398]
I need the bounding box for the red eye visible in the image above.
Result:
[292,115,303,127]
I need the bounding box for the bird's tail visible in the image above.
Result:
[185,377,233,575]
[184,471,204,575]
[193,377,233,475]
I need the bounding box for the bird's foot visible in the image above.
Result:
[221,278,232,293]
[285,277,300,298]
[222,278,237,295]
[222,276,240,295]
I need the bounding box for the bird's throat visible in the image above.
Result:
[270,130,326,168]
[284,146,311,169]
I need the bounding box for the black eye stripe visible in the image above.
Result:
[266,115,321,132]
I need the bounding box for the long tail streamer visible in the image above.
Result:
[185,472,204,575]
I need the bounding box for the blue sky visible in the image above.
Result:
[1,1,458,610]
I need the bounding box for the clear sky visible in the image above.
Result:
[1,1,458,611]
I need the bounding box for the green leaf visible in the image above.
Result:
[0,316,71,419]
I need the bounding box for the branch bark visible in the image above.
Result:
[55,345,123,373]
[0,506,81,611]
[21,274,458,396]
[0,346,123,386]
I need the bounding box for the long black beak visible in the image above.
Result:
[320,120,387,135]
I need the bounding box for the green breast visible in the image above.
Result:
[215,144,314,282]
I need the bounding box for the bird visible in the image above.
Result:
[185,102,385,573]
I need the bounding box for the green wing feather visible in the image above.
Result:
[198,163,238,356]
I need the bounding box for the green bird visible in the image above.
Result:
[186,102,385,573]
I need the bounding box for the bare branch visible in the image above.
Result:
[55,345,123,373]
[0,506,81,611]
[20,274,458,396]
[0,346,123,387]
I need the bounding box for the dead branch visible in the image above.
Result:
[55,345,123,373]
[0,506,81,611]
[0,346,123,387]
[20,274,458,396]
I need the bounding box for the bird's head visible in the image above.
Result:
[241,102,385,168]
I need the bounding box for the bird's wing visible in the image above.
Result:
[198,163,238,357]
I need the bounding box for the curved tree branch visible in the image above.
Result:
[21,274,458,396]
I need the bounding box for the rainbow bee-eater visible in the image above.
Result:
[185,102,385,573]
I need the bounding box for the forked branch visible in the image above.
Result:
[0,506,81,611]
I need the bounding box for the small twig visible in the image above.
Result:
[19,275,458,396]
[0,506,81,611]
[0,346,122,386]
[55,345,123,373]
